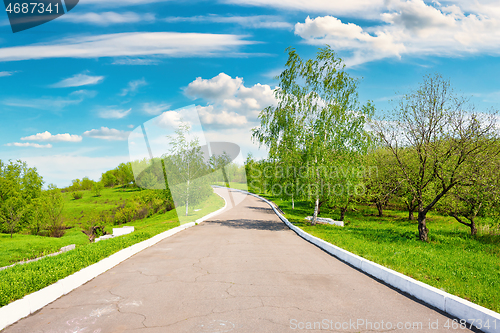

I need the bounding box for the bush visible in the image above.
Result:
[72,192,83,200]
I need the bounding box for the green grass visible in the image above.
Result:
[0,188,226,306]
[0,214,178,307]
[258,193,500,313]
[0,186,149,267]
[0,229,88,268]
[61,186,142,227]
[213,182,248,191]
[176,190,226,224]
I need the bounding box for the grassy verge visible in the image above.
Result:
[0,189,225,307]
[0,211,178,307]
[257,192,500,313]
[213,182,248,191]
[176,190,226,225]
[0,186,156,267]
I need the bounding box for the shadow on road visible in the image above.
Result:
[206,218,289,231]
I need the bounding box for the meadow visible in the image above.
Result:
[0,186,225,305]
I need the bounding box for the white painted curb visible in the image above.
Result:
[0,189,227,331]
[232,188,500,333]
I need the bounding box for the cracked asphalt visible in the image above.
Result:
[3,188,476,333]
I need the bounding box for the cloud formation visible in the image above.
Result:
[98,107,132,119]
[21,131,82,142]
[0,71,15,77]
[51,73,105,88]
[184,72,277,128]
[60,12,155,25]
[0,32,254,62]
[164,14,292,29]
[294,0,500,66]
[120,78,147,96]
[142,102,171,115]
[4,142,52,148]
[83,127,131,141]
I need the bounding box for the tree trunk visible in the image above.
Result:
[376,201,383,217]
[292,195,294,210]
[417,211,429,241]
[406,196,417,220]
[340,206,348,221]
[311,197,319,226]
[470,218,477,236]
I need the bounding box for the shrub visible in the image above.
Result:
[72,192,83,200]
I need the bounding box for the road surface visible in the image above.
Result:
[3,188,476,332]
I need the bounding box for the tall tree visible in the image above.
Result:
[253,46,373,224]
[164,123,211,216]
[374,74,500,241]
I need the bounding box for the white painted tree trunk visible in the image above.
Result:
[312,197,319,225]
[185,179,189,216]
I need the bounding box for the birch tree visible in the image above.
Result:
[253,46,373,225]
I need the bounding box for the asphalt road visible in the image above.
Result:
[3,188,476,333]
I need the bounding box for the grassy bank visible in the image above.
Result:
[0,214,178,306]
[259,193,500,313]
[0,188,225,306]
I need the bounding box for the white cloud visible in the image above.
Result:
[164,14,292,29]
[184,73,277,128]
[21,131,82,142]
[51,73,104,88]
[120,78,147,96]
[197,106,248,126]
[60,12,155,25]
[220,0,385,19]
[294,1,500,66]
[97,107,132,119]
[112,58,160,65]
[142,102,171,115]
[70,90,98,98]
[0,71,15,77]
[185,73,243,100]
[154,110,184,130]
[82,0,173,6]
[3,96,83,110]
[4,142,52,148]
[0,32,254,62]
[83,127,131,141]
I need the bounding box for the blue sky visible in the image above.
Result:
[1,0,500,187]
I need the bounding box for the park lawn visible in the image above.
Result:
[176,190,226,224]
[0,188,226,306]
[260,193,500,313]
[0,186,225,268]
[213,182,248,191]
[61,186,142,227]
[0,229,88,268]
[0,212,179,307]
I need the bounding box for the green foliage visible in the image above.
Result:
[101,163,135,188]
[71,192,83,200]
[164,122,213,216]
[92,182,104,197]
[252,46,373,224]
[374,74,500,241]
[0,160,44,237]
